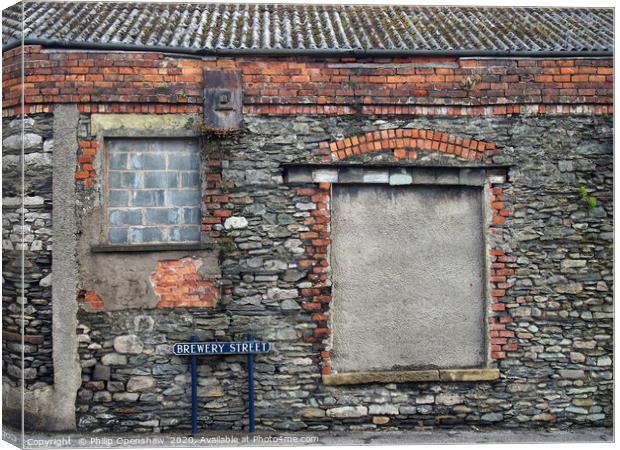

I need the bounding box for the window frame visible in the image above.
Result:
[91,128,210,253]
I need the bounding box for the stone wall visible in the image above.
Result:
[73,113,613,431]
[2,114,55,389]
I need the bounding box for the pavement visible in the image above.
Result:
[1,425,613,449]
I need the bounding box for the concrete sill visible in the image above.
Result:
[91,243,214,253]
[322,368,500,385]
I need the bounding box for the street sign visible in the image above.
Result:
[172,341,271,356]
[173,335,272,435]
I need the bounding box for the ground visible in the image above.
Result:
[1,425,613,448]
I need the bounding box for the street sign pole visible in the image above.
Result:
[191,335,198,435]
[173,337,272,435]
[247,334,255,432]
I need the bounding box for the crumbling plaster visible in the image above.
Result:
[77,114,220,310]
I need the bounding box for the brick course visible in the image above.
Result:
[2,46,613,117]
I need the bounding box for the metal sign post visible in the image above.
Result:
[173,336,272,434]
[246,334,255,432]
[190,335,198,435]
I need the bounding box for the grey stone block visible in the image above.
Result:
[168,226,201,242]
[109,172,139,188]
[180,172,200,188]
[167,189,201,206]
[410,168,437,184]
[109,209,142,226]
[92,364,111,381]
[168,153,200,170]
[130,153,166,170]
[144,172,178,188]
[108,227,128,244]
[131,190,165,207]
[130,227,164,243]
[459,168,485,186]
[362,169,389,183]
[389,168,413,185]
[286,167,313,183]
[109,190,129,207]
[144,208,181,225]
[312,168,338,182]
[109,153,128,170]
[339,167,365,183]
[183,207,201,224]
[434,169,460,184]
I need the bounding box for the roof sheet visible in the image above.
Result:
[2,2,614,55]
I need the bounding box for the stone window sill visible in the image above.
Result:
[322,368,500,385]
[91,242,214,253]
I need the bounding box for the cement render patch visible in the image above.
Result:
[1,425,612,448]
[330,184,486,372]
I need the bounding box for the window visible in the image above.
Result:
[330,184,486,373]
[106,138,201,245]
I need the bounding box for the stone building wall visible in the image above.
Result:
[2,114,55,388]
[74,114,612,432]
[1,45,613,432]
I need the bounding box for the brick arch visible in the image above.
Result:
[319,128,496,161]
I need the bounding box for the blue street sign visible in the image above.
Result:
[175,336,272,435]
[172,340,271,356]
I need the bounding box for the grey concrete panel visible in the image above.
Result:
[168,152,200,170]
[144,208,181,225]
[129,153,166,170]
[50,104,82,429]
[330,184,486,372]
[180,171,200,188]
[108,190,129,207]
[108,209,142,225]
[169,226,201,242]
[144,171,179,188]
[129,226,164,243]
[108,153,127,169]
[167,189,201,206]
[108,172,139,188]
[130,190,165,207]
[108,227,128,244]
[183,207,201,224]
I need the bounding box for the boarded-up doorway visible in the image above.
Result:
[330,184,486,372]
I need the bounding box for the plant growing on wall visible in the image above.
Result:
[578,186,598,209]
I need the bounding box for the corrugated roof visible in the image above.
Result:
[2,2,614,55]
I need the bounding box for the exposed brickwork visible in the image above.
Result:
[149,257,219,308]
[487,185,517,360]
[201,157,228,239]
[76,140,98,187]
[2,46,613,117]
[319,128,495,162]
[307,134,513,368]
[293,183,333,375]
[78,291,105,312]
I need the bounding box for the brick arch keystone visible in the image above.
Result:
[319,128,496,161]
